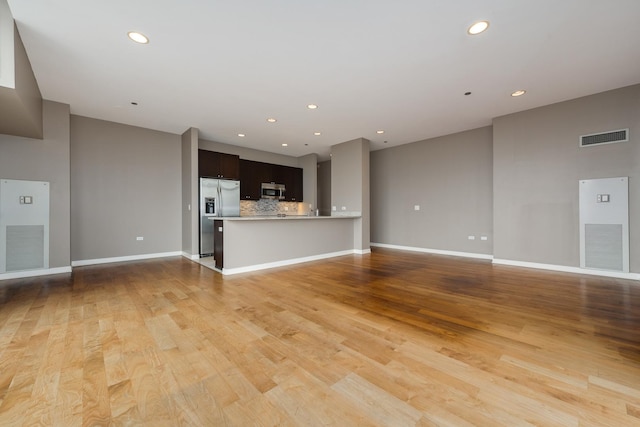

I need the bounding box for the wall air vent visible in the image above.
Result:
[580,129,628,147]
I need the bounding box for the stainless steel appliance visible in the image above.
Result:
[261,182,285,200]
[200,178,240,257]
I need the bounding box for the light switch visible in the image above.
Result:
[332,206,337,211]
[341,206,346,211]
[468,235,476,240]
[414,205,420,211]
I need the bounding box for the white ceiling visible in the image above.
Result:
[7,0,640,160]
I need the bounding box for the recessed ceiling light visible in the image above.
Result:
[511,90,527,97]
[376,130,385,134]
[282,143,288,147]
[307,104,318,109]
[467,21,489,35]
[314,132,321,136]
[238,133,245,137]
[127,31,149,44]
[267,118,277,123]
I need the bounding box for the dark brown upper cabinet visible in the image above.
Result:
[239,160,303,202]
[288,167,303,202]
[275,165,303,202]
[198,150,240,180]
[239,160,273,200]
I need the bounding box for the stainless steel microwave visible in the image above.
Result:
[261,183,285,200]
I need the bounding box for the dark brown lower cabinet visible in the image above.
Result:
[214,220,224,269]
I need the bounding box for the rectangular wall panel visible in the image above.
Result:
[0,179,50,273]
[579,177,629,272]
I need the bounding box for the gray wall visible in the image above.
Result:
[0,100,70,268]
[331,138,368,215]
[493,84,640,271]
[298,153,318,212]
[181,127,199,256]
[71,116,182,261]
[317,160,331,216]
[370,126,493,255]
[0,23,43,139]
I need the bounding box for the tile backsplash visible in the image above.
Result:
[241,199,309,216]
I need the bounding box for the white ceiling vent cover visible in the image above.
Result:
[579,129,628,147]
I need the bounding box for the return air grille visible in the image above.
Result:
[6,225,45,271]
[580,129,628,147]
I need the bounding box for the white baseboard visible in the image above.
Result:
[370,243,493,260]
[370,243,638,280]
[0,266,72,281]
[71,251,183,267]
[492,258,640,281]
[182,252,201,261]
[354,248,372,255]
[221,249,365,275]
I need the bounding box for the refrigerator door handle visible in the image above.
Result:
[217,182,222,217]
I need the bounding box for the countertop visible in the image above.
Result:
[221,214,361,221]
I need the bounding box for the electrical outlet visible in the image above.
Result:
[481,236,488,241]
[332,206,337,211]
[136,236,144,241]
[341,206,346,211]
[414,205,420,211]
[468,235,475,240]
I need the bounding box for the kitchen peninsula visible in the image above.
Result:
[213,214,364,275]
[192,137,371,274]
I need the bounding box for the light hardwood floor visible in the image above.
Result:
[0,248,639,426]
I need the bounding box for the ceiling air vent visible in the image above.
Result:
[580,129,629,147]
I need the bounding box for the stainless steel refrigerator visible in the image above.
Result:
[199,178,240,257]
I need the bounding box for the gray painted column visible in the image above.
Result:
[181,127,199,258]
[330,138,370,251]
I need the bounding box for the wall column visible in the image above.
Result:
[330,138,370,252]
